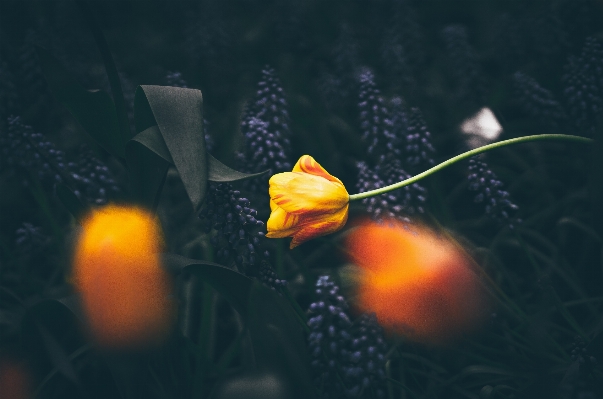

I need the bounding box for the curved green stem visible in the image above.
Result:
[349,134,592,201]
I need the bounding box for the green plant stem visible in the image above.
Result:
[282,286,310,332]
[513,231,542,276]
[514,231,587,340]
[75,0,131,142]
[192,282,214,397]
[387,377,415,397]
[33,345,91,398]
[349,134,592,201]
[276,239,285,278]
[27,175,63,242]
[216,331,243,372]
[385,360,395,399]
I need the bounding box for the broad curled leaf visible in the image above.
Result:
[207,154,269,182]
[130,125,268,183]
[131,126,171,163]
[134,86,207,212]
[125,138,170,211]
[36,46,124,158]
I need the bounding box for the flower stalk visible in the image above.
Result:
[348,134,592,201]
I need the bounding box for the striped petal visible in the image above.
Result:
[269,172,348,215]
[292,155,343,185]
[290,204,349,248]
[266,206,300,238]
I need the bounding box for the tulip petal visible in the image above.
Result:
[266,206,300,238]
[290,204,349,248]
[269,172,348,215]
[292,155,343,184]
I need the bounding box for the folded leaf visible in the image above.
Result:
[125,139,170,211]
[207,154,269,182]
[131,126,268,182]
[134,86,207,212]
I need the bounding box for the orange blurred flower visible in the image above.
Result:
[72,205,174,349]
[345,220,486,345]
[266,155,349,248]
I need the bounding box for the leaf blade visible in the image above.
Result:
[208,154,269,182]
[36,46,124,158]
[136,86,207,212]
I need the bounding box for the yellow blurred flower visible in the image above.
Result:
[266,155,349,249]
[72,205,174,349]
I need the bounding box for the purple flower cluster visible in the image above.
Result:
[356,71,428,222]
[513,71,567,128]
[199,182,285,289]
[357,68,397,159]
[441,25,486,106]
[0,116,119,205]
[308,275,387,398]
[356,159,426,223]
[237,66,292,193]
[562,37,603,135]
[467,157,519,228]
[390,97,435,175]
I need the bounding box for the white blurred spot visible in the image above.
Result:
[461,107,503,149]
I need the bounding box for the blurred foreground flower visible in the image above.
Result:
[345,220,486,345]
[266,155,349,249]
[0,358,31,399]
[73,205,174,349]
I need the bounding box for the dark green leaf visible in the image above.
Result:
[131,126,172,163]
[125,139,170,211]
[74,0,131,142]
[36,46,124,158]
[129,103,266,210]
[134,86,207,212]
[131,126,267,183]
[162,254,253,318]
[207,154,269,183]
[56,184,90,223]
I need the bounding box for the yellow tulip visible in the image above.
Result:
[266,155,349,248]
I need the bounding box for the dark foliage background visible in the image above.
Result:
[1,1,603,398]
